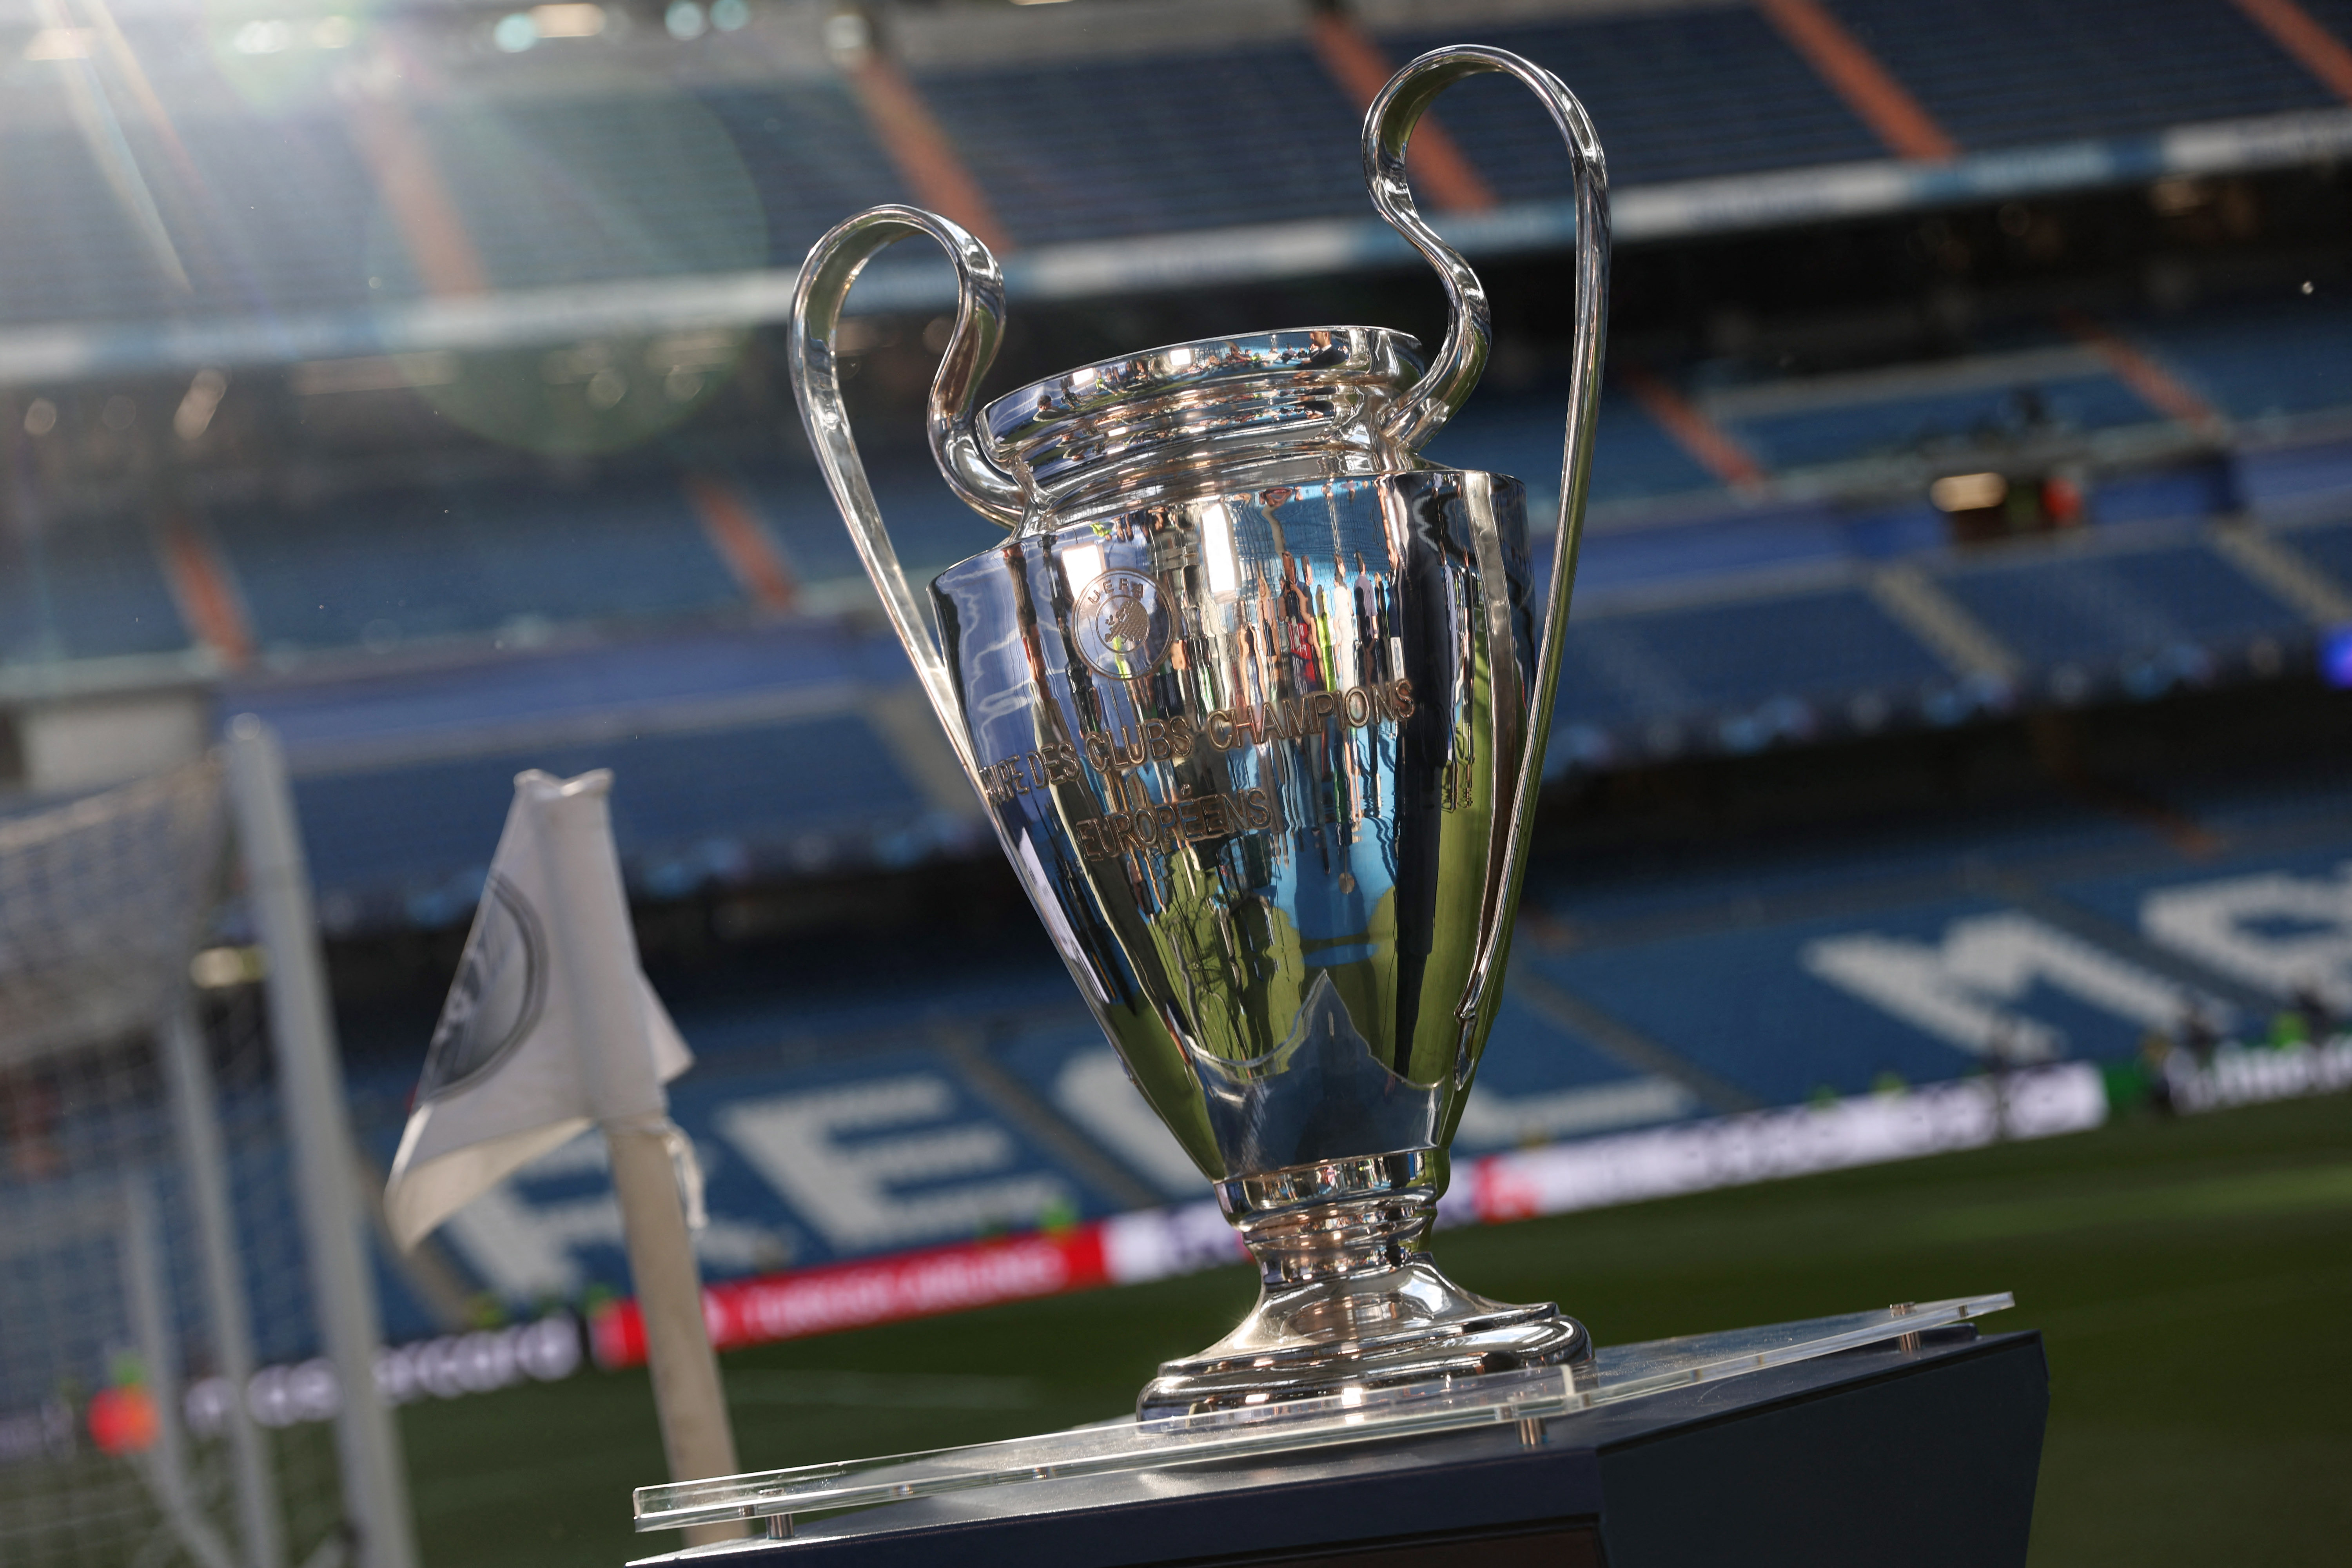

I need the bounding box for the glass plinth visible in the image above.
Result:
[633,1294,2010,1543]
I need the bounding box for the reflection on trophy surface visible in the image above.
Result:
[791,45,1609,1417]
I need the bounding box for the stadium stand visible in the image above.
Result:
[2087,461,2239,528]
[290,713,937,925]
[1824,0,2343,149]
[1426,388,1724,508]
[2283,514,2352,581]
[295,764,2351,1337]
[2,4,2348,968]
[1714,367,2159,471]
[2241,440,2352,518]
[1558,580,1955,750]
[1936,527,2311,684]
[8,300,2347,864]
[0,510,189,664]
[1383,7,1887,188]
[2136,299,2352,425]
[211,476,744,651]
[915,42,1370,242]
[0,111,381,323]
[224,619,978,924]
[700,82,915,267]
[381,96,776,290]
[5,0,2351,1382]
[0,0,2346,356]
[190,484,2339,919]
[1562,506,1854,595]
[7,271,2335,914]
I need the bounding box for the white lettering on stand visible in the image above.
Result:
[717,1077,1069,1252]
[438,1131,781,1301]
[1053,1050,1202,1198]
[1803,911,2225,1058]
[2143,863,2352,1010]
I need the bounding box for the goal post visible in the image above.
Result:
[223,717,417,1568]
[160,999,286,1568]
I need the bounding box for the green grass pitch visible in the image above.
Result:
[398,1092,2352,1567]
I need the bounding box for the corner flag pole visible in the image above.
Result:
[520,777,744,1545]
[606,1123,742,1532]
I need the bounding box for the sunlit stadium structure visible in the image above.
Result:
[4,0,2350,1354]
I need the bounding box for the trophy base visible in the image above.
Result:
[1138,1254,1592,1418]
[1136,1152,1595,1418]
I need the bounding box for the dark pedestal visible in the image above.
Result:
[641,1328,2047,1568]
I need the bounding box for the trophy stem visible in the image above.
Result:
[1138,1154,1592,1419]
[1228,1151,1436,1285]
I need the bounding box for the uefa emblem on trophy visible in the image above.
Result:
[789,45,1608,1417]
[1071,568,1173,680]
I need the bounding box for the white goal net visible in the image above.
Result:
[0,756,356,1568]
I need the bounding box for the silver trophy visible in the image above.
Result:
[789,46,1608,1418]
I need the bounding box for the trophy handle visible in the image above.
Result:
[1361,49,1612,1025]
[787,205,1027,782]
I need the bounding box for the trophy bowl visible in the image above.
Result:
[789,46,1610,1419]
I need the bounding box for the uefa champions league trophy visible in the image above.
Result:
[789,46,1608,1418]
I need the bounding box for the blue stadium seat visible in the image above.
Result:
[1528,797,2141,938]
[1828,0,2336,149]
[865,465,1005,579]
[1547,623,1666,757]
[1934,536,2304,670]
[162,112,378,315]
[0,83,893,323]
[2088,462,2237,527]
[1840,501,1951,559]
[698,83,912,267]
[1588,584,1948,713]
[737,456,1005,587]
[2278,515,2352,586]
[2134,301,2352,424]
[0,126,211,325]
[1383,7,1883,191]
[1462,989,1698,1145]
[211,476,742,651]
[1573,508,1849,595]
[372,98,771,294]
[292,712,930,914]
[0,511,189,662]
[229,621,913,758]
[1426,389,1722,507]
[731,463,871,587]
[914,42,1367,244]
[1547,581,1950,773]
[0,110,378,323]
[2238,440,2352,516]
[1722,374,2158,471]
[2054,839,2352,942]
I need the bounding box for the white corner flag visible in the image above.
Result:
[385,769,741,1530]
[385,769,691,1249]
